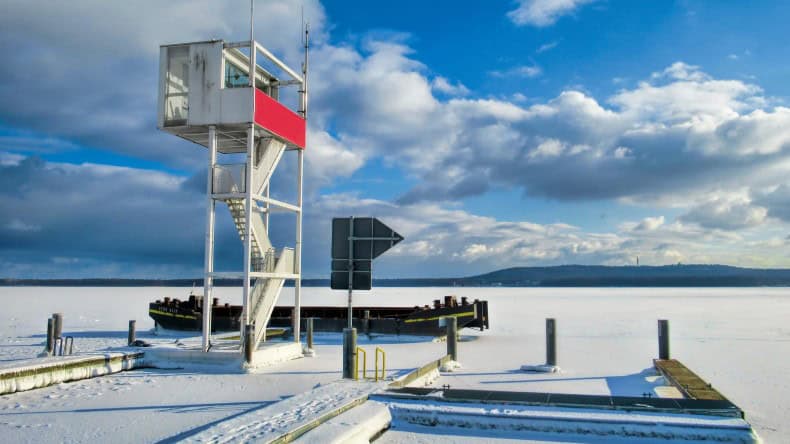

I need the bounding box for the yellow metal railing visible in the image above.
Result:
[355,346,367,380]
[355,346,387,381]
[375,347,386,382]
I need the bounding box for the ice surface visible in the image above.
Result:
[0,286,787,442]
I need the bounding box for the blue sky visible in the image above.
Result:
[1,0,790,278]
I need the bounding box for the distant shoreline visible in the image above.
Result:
[4,264,790,287]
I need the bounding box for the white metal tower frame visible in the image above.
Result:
[157,31,308,355]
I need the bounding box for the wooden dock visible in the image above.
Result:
[654,359,728,401]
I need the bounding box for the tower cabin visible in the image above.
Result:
[157,40,306,151]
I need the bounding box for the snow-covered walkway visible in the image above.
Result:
[180,380,382,443]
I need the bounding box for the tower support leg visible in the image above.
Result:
[202,125,217,352]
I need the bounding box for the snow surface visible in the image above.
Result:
[0,286,786,442]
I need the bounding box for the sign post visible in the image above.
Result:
[331,217,404,328]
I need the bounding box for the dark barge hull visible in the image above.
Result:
[149,295,489,336]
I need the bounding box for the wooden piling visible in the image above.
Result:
[46,318,55,356]
[52,313,63,339]
[244,324,254,364]
[546,318,557,366]
[306,318,314,350]
[447,317,458,361]
[127,320,136,346]
[658,319,670,360]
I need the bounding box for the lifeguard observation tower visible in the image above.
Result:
[157,31,308,362]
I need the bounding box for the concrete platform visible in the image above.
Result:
[144,341,304,372]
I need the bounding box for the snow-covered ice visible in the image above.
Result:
[0,286,787,442]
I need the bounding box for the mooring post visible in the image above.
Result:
[447,316,458,361]
[342,327,357,379]
[244,324,254,364]
[306,317,314,350]
[52,313,63,339]
[46,318,55,356]
[128,320,136,346]
[658,319,670,360]
[546,318,557,366]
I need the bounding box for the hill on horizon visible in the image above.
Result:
[3,264,790,287]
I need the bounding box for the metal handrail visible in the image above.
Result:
[355,346,367,380]
[375,347,386,382]
[212,164,246,194]
[54,336,74,356]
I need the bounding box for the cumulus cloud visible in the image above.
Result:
[305,194,790,276]
[507,0,596,27]
[431,77,470,96]
[755,184,790,222]
[311,55,789,207]
[0,156,247,278]
[681,196,767,230]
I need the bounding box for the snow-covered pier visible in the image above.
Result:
[0,351,145,395]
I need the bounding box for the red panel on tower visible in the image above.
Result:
[254,89,306,149]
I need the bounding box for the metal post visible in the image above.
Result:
[128,320,136,346]
[52,313,63,339]
[243,0,257,350]
[347,216,354,329]
[242,124,255,349]
[447,317,458,361]
[203,125,217,352]
[46,318,54,356]
[658,319,670,360]
[293,26,307,344]
[244,324,254,364]
[546,318,557,366]
[342,328,357,379]
[306,318,314,350]
[294,148,303,343]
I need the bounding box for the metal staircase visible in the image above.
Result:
[251,248,294,345]
[254,138,286,196]
[227,199,272,272]
[219,137,291,350]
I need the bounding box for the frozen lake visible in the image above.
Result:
[0,286,787,442]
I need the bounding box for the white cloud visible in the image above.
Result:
[507,0,596,27]
[636,216,665,231]
[489,65,543,78]
[315,53,789,208]
[536,41,559,53]
[307,193,790,275]
[431,76,470,96]
[681,197,767,230]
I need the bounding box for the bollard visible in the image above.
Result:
[244,324,254,364]
[128,320,136,346]
[46,318,55,356]
[52,313,63,339]
[546,318,557,366]
[306,318,314,350]
[342,328,357,379]
[447,316,458,361]
[658,319,670,360]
